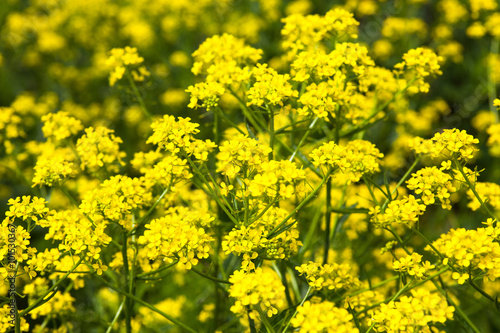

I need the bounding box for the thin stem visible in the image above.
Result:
[409,226,447,262]
[267,103,275,160]
[329,207,369,214]
[432,279,481,333]
[489,39,499,123]
[128,185,170,237]
[288,117,319,162]
[249,194,280,225]
[267,169,334,239]
[57,185,96,228]
[214,106,247,135]
[365,322,376,333]
[190,267,232,285]
[340,78,416,138]
[125,69,152,121]
[228,88,265,132]
[381,156,420,211]
[122,232,132,333]
[323,178,332,265]
[184,153,238,225]
[344,275,399,299]
[96,276,198,333]
[19,257,84,317]
[453,156,498,220]
[469,278,496,304]
[105,298,125,333]
[281,286,312,333]
[136,260,179,278]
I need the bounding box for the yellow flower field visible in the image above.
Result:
[2,0,500,332]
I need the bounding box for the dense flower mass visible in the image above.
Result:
[228,267,285,318]
[310,139,384,182]
[291,300,359,333]
[3,1,500,332]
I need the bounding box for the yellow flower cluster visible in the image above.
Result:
[247,64,298,107]
[143,154,193,189]
[32,153,76,187]
[469,0,497,19]
[106,46,150,86]
[291,43,374,83]
[310,139,383,182]
[217,134,271,178]
[38,209,111,269]
[41,111,83,143]
[393,253,435,279]
[394,47,443,94]
[344,289,386,316]
[370,195,426,228]
[372,288,454,332]
[131,149,193,189]
[191,33,263,78]
[467,182,500,212]
[5,196,49,223]
[222,207,301,270]
[147,115,216,161]
[0,305,28,332]
[0,107,24,148]
[281,8,359,59]
[247,160,306,199]
[296,261,361,291]
[297,73,354,119]
[431,226,500,283]
[291,300,359,333]
[1,219,31,264]
[409,128,479,162]
[228,267,285,318]
[80,175,152,229]
[187,34,262,110]
[138,207,213,270]
[406,166,457,209]
[186,81,226,110]
[76,126,126,175]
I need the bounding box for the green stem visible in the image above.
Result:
[122,232,132,333]
[214,106,247,135]
[381,156,420,211]
[344,275,399,299]
[409,226,447,262]
[288,117,319,162]
[268,169,334,239]
[340,78,415,138]
[323,178,332,265]
[249,194,279,225]
[469,278,496,304]
[267,104,275,160]
[128,185,170,237]
[329,207,369,214]
[190,267,232,285]
[125,69,152,121]
[281,286,312,333]
[453,156,498,220]
[183,153,239,225]
[19,257,84,317]
[228,88,265,132]
[105,298,125,333]
[432,279,481,333]
[96,276,198,333]
[365,322,376,333]
[489,39,499,123]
